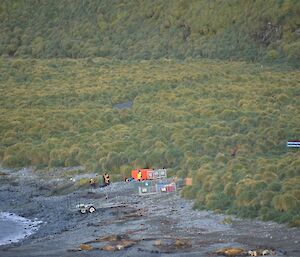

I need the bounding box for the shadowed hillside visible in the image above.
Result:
[0,0,300,65]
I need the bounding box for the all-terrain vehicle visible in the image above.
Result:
[76,203,96,214]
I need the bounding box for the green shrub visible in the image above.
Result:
[49,149,68,167]
[237,205,260,219]
[272,194,299,212]
[282,177,300,192]
[259,190,276,207]
[224,182,236,197]
[32,37,45,57]
[283,42,300,60]
[289,215,300,227]
[259,206,279,221]
[266,49,279,60]
[205,192,232,211]
[275,210,300,224]
[182,185,198,200]
[268,181,282,192]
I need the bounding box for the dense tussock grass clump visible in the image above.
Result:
[0,0,299,66]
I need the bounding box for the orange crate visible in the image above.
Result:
[131,169,152,181]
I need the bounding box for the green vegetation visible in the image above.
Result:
[1,57,299,225]
[0,0,299,225]
[0,0,299,66]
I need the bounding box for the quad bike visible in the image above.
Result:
[76,203,96,214]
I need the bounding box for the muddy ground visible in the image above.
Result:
[0,168,299,257]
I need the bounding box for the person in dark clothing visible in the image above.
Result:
[103,173,110,186]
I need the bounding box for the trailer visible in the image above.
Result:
[76,202,127,214]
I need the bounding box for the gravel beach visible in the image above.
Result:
[0,168,299,257]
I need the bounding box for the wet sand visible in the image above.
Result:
[0,168,299,257]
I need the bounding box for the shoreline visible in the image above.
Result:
[0,212,42,246]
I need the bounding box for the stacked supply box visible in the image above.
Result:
[156,181,176,193]
[132,168,167,181]
[138,180,157,195]
[147,169,167,180]
[138,180,176,196]
[131,169,152,181]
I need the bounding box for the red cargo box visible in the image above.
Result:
[166,183,176,192]
[131,169,153,181]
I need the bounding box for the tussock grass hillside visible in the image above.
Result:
[0,0,299,227]
[0,57,299,225]
[0,0,300,65]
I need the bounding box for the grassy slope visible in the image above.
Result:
[0,57,299,225]
[0,0,299,225]
[0,0,299,65]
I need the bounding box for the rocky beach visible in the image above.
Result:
[0,168,299,257]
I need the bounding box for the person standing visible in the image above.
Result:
[137,169,142,181]
[90,178,97,188]
[103,173,110,186]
